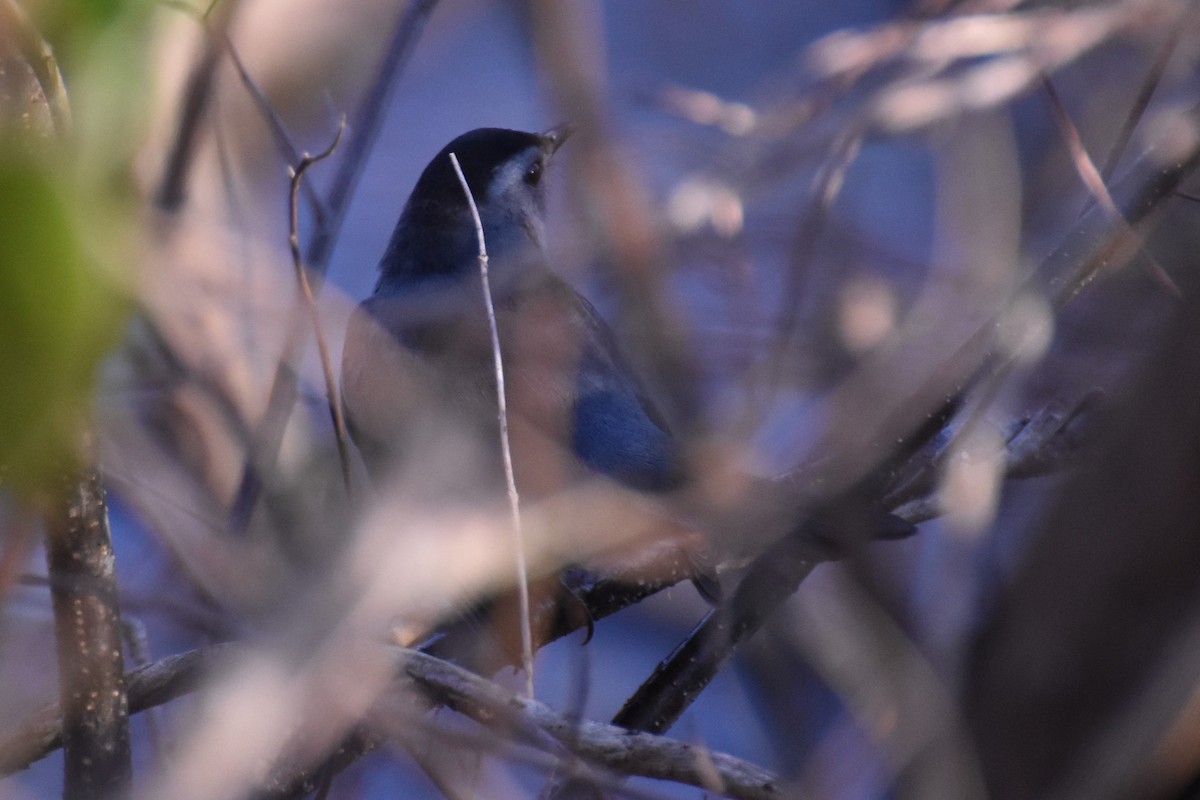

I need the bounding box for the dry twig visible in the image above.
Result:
[448,152,535,698]
[229,0,439,534]
[288,116,353,497]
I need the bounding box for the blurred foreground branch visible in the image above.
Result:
[229,0,439,534]
[2,642,789,800]
[602,98,1200,750]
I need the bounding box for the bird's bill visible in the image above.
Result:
[541,123,575,154]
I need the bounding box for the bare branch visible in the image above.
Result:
[399,648,795,800]
[223,34,327,222]
[154,0,242,210]
[1099,24,1183,184]
[448,151,534,697]
[43,468,131,798]
[6,641,792,800]
[0,645,232,775]
[288,116,353,498]
[1041,75,1181,298]
[229,0,439,534]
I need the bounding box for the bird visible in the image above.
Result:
[340,126,707,661]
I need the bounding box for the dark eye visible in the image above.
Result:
[523,160,543,186]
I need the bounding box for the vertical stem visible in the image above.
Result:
[449,152,534,697]
[44,468,131,799]
[228,0,439,534]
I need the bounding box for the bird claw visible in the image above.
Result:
[558,568,596,644]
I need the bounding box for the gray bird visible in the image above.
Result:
[340,127,709,661]
[342,126,685,502]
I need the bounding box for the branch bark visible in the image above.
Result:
[43,468,131,798]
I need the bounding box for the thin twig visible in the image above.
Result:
[1099,24,1182,184]
[448,151,534,698]
[223,33,327,222]
[1043,75,1181,298]
[155,0,242,210]
[288,116,354,498]
[760,126,864,400]
[229,0,439,534]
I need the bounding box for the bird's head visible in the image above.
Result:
[378,126,572,287]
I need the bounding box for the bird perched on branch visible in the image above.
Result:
[342,126,683,494]
[341,127,709,659]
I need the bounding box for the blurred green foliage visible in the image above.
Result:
[0,0,152,495]
[0,156,125,493]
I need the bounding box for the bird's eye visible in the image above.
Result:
[524,160,543,186]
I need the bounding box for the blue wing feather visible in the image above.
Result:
[565,290,684,492]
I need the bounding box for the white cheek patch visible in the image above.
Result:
[488,148,540,198]
[485,148,545,247]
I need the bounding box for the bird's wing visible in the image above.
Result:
[557,283,685,492]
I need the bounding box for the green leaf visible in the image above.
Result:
[0,156,126,494]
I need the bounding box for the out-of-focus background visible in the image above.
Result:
[4,0,1200,798]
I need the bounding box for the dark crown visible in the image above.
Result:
[408,128,544,210]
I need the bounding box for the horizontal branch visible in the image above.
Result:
[397,648,792,800]
[1,641,789,800]
[0,645,232,775]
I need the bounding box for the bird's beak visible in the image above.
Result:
[541,123,575,155]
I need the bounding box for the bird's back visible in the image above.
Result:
[344,265,684,493]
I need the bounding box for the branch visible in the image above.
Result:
[0,0,71,134]
[42,468,131,798]
[288,116,353,498]
[605,98,1200,742]
[448,151,534,697]
[607,403,951,743]
[228,0,439,534]
[154,0,242,210]
[223,32,327,222]
[1041,75,1181,299]
[397,648,793,800]
[0,645,233,775]
[1099,22,1183,184]
[4,640,792,800]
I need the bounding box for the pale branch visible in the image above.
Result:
[397,648,795,800]
[3,641,791,800]
[448,150,535,698]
